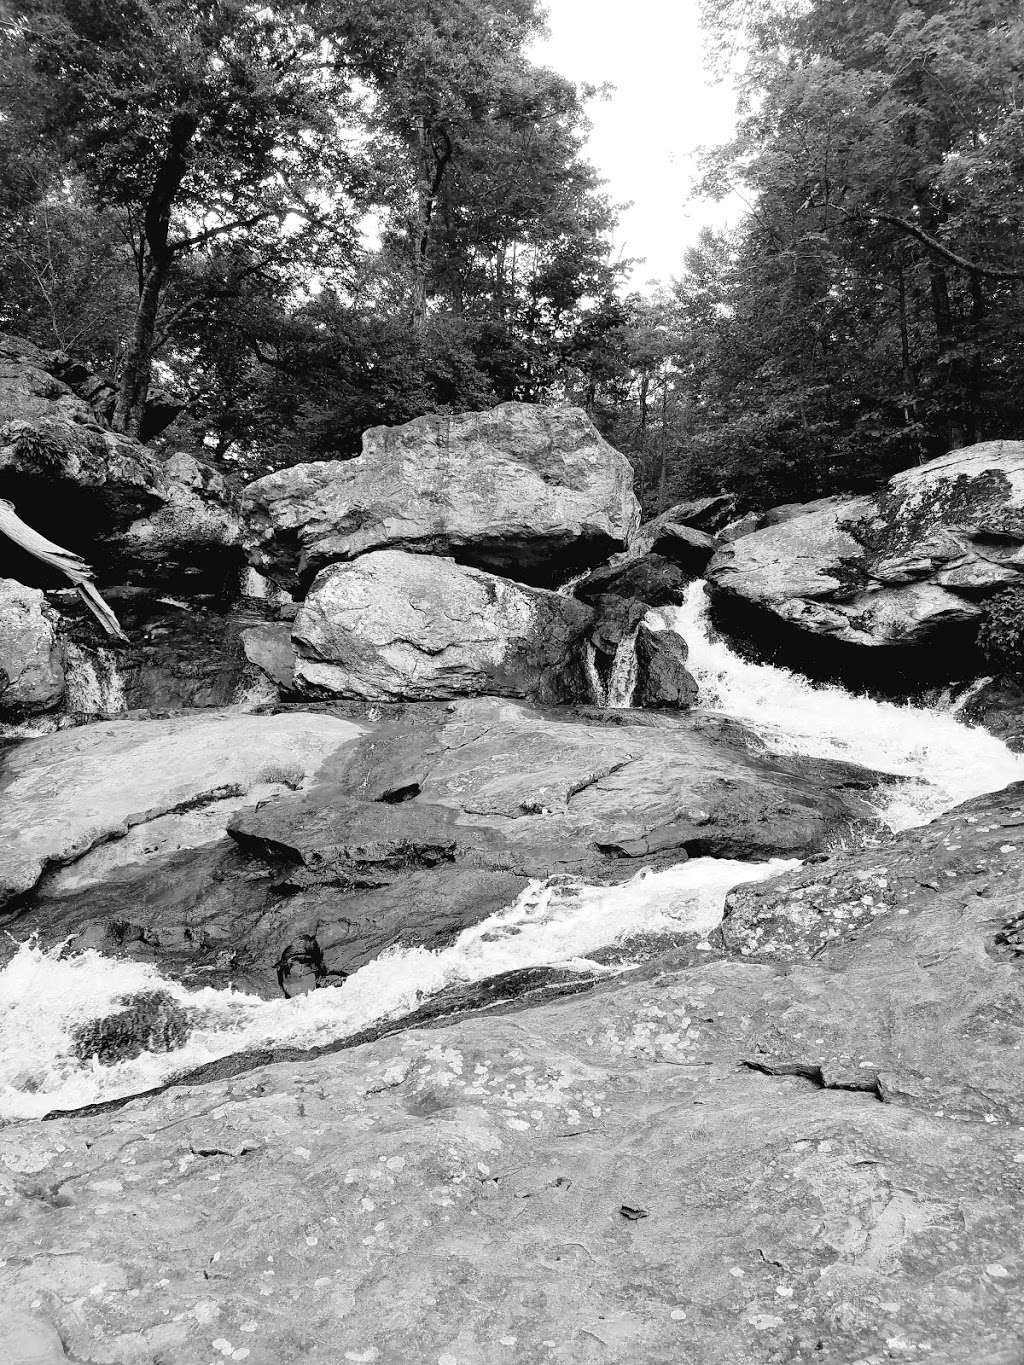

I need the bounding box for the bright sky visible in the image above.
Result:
[532,0,740,291]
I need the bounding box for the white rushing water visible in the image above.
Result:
[5,577,1024,1119]
[657,582,1024,831]
[0,857,795,1119]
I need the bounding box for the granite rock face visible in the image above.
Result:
[3,697,884,994]
[0,577,66,720]
[292,550,594,702]
[330,696,885,868]
[708,441,1024,681]
[242,402,640,590]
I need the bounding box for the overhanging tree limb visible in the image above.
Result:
[815,196,1024,280]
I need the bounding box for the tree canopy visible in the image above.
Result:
[2,0,1022,510]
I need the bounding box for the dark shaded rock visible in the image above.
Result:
[241,621,295,692]
[648,521,716,572]
[71,990,191,1065]
[634,624,698,709]
[574,552,691,607]
[9,833,529,998]
[242,403,639,591]
[56,596,281,715]
[953,675,1024,751]
[227,792,463,888]
[654,493,736,534]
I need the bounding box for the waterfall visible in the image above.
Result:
[584,630,639,707]
[63,644,128,719]
[655,583,1024,831]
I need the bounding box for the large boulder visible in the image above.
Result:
[242,403,640,590]
[707,441,1024,683]
[574,551,693,607]
[0,578,65,720]
[0,334,241,594]
[292,550,594,702]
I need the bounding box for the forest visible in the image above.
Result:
[2,0,1023,512]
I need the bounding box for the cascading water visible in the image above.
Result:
[656,582,1024,831]
[63,643,128,719]
[0,856,795,1119]
[6,577,1024,1118]
[584,630,640,707]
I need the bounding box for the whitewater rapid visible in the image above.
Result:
[657,583,1024,832]
[4,578,1023,1119]
[0,857,795,1119]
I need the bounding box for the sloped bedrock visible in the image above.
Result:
[0,708,369,910]
[325,696,886,867]
[10,851,1024,1363]
[707,441,1024,687]
[715,780,1024,1123]
[241,402,641,592]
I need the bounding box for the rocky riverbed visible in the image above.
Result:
[4,337,1024,1362]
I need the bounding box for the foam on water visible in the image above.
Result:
[657,582,1024,831]
[0,857,795,1119]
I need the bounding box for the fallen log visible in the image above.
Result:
[0,498,128,641]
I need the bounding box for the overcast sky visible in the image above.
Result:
[531,0,739,291]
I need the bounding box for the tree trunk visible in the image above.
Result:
[927,261,964,449]
[896,257,925,462]
[113,259,169,436]
[112,112,196,436]
[411,118,451,333]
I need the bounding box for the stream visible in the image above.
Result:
[3,580,1023,1120]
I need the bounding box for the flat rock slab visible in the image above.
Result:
[0,709,366,908]
[329,696,887,869]
[242,402,640,590]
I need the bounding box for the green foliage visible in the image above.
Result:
[978,586,1024,677]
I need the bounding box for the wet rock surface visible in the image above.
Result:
[329,696,885,868]
[0,697,885,998]
[242,402,639,591]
